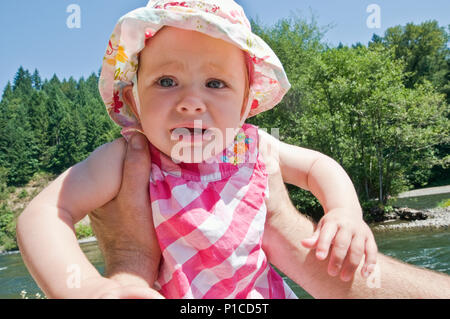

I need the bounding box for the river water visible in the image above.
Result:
[1,228,448,299]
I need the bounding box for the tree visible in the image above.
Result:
[247,15,328,218]
[372,20,450,101]
[27,91,50,166]
[12,67,34,98]
[0,100,39,186]
[1,82,13,101]
[31,69,42,90]
[301,46,449,204]
[47,111,87,173]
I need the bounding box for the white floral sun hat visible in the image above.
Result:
[99,0,291,137]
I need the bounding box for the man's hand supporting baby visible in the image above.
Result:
[90,133,163,298]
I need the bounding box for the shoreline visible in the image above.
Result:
[0,236,99,255]
[371,207,449,232]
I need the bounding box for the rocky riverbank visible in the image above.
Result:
[372,206,450,231]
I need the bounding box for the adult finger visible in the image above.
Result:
[118,133,161,254]
[327,229,352,277]
[119,133,152,203]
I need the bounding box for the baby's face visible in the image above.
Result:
[130,26,248,163]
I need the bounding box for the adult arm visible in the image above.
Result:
[262,158,450,299]
[259,129,377,281]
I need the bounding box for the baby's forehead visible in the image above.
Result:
[139,32,247,72]
[141,26,244,58]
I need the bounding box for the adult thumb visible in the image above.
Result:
[120,133,151,198]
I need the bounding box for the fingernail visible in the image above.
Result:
[131,134,144,150]
[342,273,352,282]
[329,268,338,277]
[363,265,375,278]
[363,269,369,278]
[317,251,327,260]
[367,264,376,274]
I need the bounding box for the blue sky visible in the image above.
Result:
[1,0,449,92]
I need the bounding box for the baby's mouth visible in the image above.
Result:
[171,127,207,135]
[170,127,211,142]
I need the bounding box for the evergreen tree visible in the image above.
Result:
[1,82,13,101]
[61,77,78,103]
[27,91,50,166]
[48,111,87,172]
[12,67,33,98]
[31,69,42,90]
[0,101,38,186]
[42,78,70,148]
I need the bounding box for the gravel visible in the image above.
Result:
[373,207,450,231]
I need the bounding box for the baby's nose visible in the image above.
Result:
[175,97,206,114]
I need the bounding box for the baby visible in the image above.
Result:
[17,0,377,299]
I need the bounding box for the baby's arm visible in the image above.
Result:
[259,130,377,281]
[17,139,129,298]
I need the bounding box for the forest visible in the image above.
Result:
[0,17,449,251]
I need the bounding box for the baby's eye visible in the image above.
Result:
[206,80,226,89]
[157,77,176,88]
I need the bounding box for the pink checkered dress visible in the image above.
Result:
[149,124,297,299]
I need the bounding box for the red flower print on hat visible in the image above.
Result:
[112,90,124,113]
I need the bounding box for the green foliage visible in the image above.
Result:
[370,21,450,187]
[306,46,448,203]
[373,21,450,98]
[75,223,94,240]
[0,204,17,251]
[437,199,450,208]
[18,189,28,199]
[0,70,118,186]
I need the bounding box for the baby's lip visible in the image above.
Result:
[170,123,215,143]
[170,123,210,132]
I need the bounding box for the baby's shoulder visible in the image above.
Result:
[88,138,127,164]
[84,137,127,184]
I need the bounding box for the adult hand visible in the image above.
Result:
[89,133,162,295]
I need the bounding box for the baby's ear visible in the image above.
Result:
[122,85,140,120]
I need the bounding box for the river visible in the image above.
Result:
[1,228,448,299]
